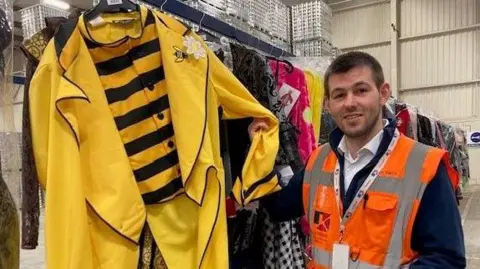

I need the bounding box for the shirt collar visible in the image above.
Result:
[337,119,389,157]
[79,5,150,46]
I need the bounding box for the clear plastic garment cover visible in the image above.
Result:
[0,0,20,268]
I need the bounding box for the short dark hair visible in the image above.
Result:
[324,51,385,99]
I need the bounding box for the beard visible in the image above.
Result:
[340,106,382,139]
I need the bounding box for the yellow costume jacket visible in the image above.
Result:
[29,7,280,269]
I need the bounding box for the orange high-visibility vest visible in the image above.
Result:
[303,134,451,269]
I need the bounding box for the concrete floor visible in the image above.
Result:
[18,184,480,269]
[19,214,45,269]
[461,184,480,268]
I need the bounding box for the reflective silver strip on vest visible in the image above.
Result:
[305,141,432,268]
[305,144,331,224]
[313,246,413,268]
[383,142,430,268]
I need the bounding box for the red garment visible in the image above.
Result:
[396,109,411,136]
[226,197,237,218]
[300,216,310,236]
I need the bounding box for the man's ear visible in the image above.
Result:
[380,82,392,105]
[324,98,331,113]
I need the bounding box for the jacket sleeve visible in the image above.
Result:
[208,50,281,205]
[260,169,305,222]
[20,55,41,249]
[29,44,95,269]
[29,66,51,190]
[410,161,466,269]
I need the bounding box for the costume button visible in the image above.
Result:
[147,84,155,90]
[157,113,165,120]
[168,141,175,148]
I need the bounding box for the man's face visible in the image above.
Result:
[325,66,391,138]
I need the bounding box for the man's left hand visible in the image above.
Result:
[248,119,269,141]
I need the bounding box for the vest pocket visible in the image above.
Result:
[360,191,398,254]
[311,186,338,250]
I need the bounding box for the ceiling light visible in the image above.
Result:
[43,0,71,10]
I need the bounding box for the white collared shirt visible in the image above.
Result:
[337,120,389,193]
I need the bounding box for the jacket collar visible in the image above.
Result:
[330,118,397,202]
[54,6,191,70]
[79,5,150,46]
[52,7,209,205]
[337,119,389,159]
[329,118,397,157]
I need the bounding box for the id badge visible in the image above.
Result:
[332,243,350,269]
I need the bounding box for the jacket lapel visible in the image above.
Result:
[53,19,147,244]
[154,14,224,269]
[54,18,91,146]
[155,13,210,205]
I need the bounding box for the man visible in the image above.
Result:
[251,51,466,268]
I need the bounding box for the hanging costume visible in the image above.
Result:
[230,44,303,173]
[417,114,436,147]
[261,207,305,269]
[0,8,19,269]
[269,61,316,163]
[229,44,305,269]
[303,70,324,143]
[213,41,305,269]
[0,153,19,269]
[29,6,280,269]
[19,15,74,250]
[0,8,12,76]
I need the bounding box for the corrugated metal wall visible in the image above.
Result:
[400,0,480,182]
[401,31,477,89]
[401,0,477,37]
[332,1,392,81]
[331,0,480,181]
[332,2,390,47]
[400,0,479,120]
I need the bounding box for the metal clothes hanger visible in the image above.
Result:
[266,52,294,73]
[160,0,168,11]
[196,12,206,33]
[268,44,274,55]
[84,0,139,23]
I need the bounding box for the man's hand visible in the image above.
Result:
[248,119,269,141]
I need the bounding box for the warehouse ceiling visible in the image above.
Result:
[11,0,345,46]
[10,0,345,36]
[281,0,350,5]
[13,0,90,9]
[13,0,348,10]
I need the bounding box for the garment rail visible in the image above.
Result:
[142,0,294,58]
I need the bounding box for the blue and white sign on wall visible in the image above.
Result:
[467,131,480,146]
